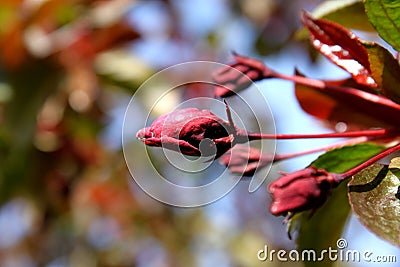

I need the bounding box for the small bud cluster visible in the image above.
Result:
[137,12,400,220]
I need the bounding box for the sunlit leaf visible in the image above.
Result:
[362,41,400,104]
[302,11,400,105]
[301,11,377,87]
[363,0,400,51]
[295,143,387,266]
[389,157,400,179]
[348,162,400,246]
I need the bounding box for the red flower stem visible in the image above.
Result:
[274,136,369,161]
[270,72,400,112]
[340,142,400,179]
[247,128,399,140]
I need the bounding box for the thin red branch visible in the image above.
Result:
[246,128,399,141]
[274,136,370,161]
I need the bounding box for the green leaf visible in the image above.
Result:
[296,182,349,266]
[363,0,400,51]
[313,0,375,32]
[310,143,386,172]
[348,162,400,246]
[362,41,400,104]
[294,143,386,266]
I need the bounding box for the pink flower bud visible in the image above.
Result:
[268,167,340,216]
[219,145,273,176]
[136,108,244,157]
[213,53,275,98]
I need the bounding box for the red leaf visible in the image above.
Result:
[301,11,377,88]
[294,70,400,128]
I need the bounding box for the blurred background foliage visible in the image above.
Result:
[1,1,396,267]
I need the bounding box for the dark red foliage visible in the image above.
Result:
[294,70,400,128]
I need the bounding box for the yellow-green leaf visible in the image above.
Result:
[313,0,374,32]
[362,41,400,104]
